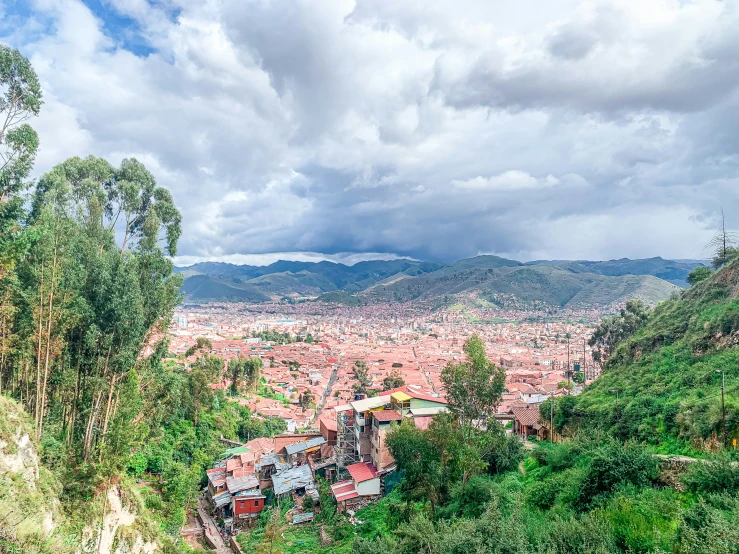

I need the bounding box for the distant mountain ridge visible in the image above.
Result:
[176,255,704,307]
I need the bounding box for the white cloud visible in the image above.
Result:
[2,0,738,263]
[453,170,562,190]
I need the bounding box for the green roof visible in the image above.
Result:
[219,445,249,459]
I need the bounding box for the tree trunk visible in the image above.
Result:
[98,374,118,462]
[38,243,59,441]
[34,258,45,436]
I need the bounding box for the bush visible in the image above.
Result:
[574,441,658,511]
[683,455,739,495]
[302,495,314,511]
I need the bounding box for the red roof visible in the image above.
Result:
[331,480,359,502]
[372,410,402,423]
[346,462,378,483]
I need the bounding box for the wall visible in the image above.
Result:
[356,477,380,496]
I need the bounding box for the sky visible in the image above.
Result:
[2,0,738,266]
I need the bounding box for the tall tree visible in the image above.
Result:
[706,210,739,269]
[352,360,372,395]
[441,335,506,434]
[588,300,650,367]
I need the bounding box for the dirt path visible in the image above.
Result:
[197,496,231,554]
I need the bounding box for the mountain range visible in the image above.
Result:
[175,255,705,309]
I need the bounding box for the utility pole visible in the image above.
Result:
[550,392,555,443]
[610,389,620,416]
[717,369,727,447]
[566,332,571,386]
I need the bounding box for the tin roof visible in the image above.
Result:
[331,480,359,502]
[284,436,326,455]
[351,396,390,412]
[271,465,314,495]
[390,391,412,402]
[346,461,379,483]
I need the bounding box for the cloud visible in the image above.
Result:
[453,171,562,191]
[2,0,738,264]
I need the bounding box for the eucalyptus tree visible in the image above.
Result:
[23,155,182,463]
[0,46,42,394]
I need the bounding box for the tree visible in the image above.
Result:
[686,266,712,287]
[0,46,42,277]
[382,368,405,391]
[352,361,372,395]
[299,389,315,408]
[191,354,224,382]
[441,335,505,433]
[588,300,650,367]
[188,369,212,426]
[706,210,739,269]
[184,336,212,358]
[305,333,313,343]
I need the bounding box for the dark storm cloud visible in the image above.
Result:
[5,0,739,264]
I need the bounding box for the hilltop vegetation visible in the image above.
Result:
[555,259,739,449]
[177,255,695,308]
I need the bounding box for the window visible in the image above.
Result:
[255,500,260,507]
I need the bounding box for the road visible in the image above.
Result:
[313,355,341,423]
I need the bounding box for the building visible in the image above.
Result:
[330,461,380,511]
[369,409,402,471]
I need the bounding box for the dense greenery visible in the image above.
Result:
[558,259,739,448]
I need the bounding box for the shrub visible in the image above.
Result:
[574,441,658,511]
[682,455,739,495]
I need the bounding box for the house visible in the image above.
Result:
[319,415,338,445]
[283,436,327,465]
[271,464,316,500]
[511,404,543,439]
[232,490,266,528]
[330,461,380,512]
[370,409,402,471]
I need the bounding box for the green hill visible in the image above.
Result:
[557,261,738,448]
[362,264,678,308]
[177,256,687,306]
[181,274,271,302]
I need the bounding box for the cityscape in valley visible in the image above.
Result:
[3,2,739,554]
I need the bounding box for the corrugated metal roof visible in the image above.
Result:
[391,391,412,402]
[213,491,232,507]
[346,461,379,483]
[351,396,390,412]
[226,474,259,494]
[284,436,326,455]
[408,407,448,416]
[271,465,315,495]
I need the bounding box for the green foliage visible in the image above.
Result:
[351,361,372,395]
[573,440,658,511]
[381,368,405,391]
[441,334,506,430]
[557,259,739,446]
[686,265,712,286]
[589,300,651,365]
[682,455,739,495]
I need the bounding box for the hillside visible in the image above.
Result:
[177,259,443,301]
[362,262,679,309]
[177,255,689,307]
[0,396,175,554]
[527,257,704,287]
[556,260,739,448]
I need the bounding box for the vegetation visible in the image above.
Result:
[0,48,278,553]
[557,258,739,448]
